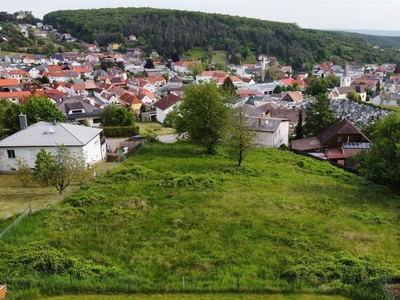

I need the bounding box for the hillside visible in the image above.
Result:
[43,7,400,66]
[0,141,399,299]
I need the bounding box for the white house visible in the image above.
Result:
[153,94,181,123]
[0,118,106,171]
[248,116,289,148]
[329,86,367,101]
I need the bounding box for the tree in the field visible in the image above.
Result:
[355,114,400,189]
[99,105,135,126]
[174,82,229,154]
[225,106,258,167]
[34,148,55,187]
[294,110,304,140]
[220,76,237,97]
[24,96,65,125]
[12,157,33,187]
[303,94,336,136]
[346,89,362,101]
[34,146,86,194]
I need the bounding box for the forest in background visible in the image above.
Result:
[43,7,400,67]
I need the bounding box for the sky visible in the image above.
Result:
[8,0,400,31]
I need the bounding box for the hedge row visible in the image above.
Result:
[101,126,139,138]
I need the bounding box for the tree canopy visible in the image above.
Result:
[173,82,229,154]
[99,105,135,126]
[303,94,336,136]
[225,106,258,166]
[0,96,65,136]
[355,114,400,189]
[34,146,86,194]
[43,7,400,65]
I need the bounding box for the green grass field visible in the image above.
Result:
[0,161,120,219]
[136,122,174,136]
[1,141,399,299]
[45,294,351,300]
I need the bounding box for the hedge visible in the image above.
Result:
[101,126,139,138]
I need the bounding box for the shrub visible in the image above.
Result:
[101,126,139,138]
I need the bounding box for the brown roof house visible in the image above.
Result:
[153,94,181,124]
[291,118,370,164]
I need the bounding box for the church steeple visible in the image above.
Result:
[340,62,351,87]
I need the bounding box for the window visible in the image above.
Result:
[337,136,342,143]
[7,150,15,159]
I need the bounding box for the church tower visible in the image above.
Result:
[340,63,351,87]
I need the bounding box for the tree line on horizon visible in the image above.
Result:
[43,8,400,67]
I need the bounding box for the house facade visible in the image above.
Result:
[0,119,106,171]
[153,94,181,124]
[248,116,290,148]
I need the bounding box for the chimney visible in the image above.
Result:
[19,113,28,130]
[258,116,262,126]
[52,118,57,126]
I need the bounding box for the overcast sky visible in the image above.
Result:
[9,0,400,31]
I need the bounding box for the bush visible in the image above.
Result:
[101,126,139,137]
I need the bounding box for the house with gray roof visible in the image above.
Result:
[247,116,289,148]
[0,117,106,171]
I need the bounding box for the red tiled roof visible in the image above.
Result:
[0,90,31,98]
[0,78,19,87]
[154,94,180,110]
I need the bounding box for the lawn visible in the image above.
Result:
[0,161,120,220]
[0,141,398,299]
[45,294,351,300]
[136,122,174,136]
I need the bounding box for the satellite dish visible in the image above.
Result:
[264,120,269,125]
[49,126,56,134]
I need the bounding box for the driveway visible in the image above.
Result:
[158,134,178,143]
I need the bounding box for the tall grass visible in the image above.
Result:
[0,141,399,299]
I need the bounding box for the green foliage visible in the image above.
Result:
[174,83,229,154]
[294,110,304,140]
[220,77,237,97]
[355,114,400,189]
[162,171,218,189]
[41,8,400,65]
[101,126,139,138]
[99,105,135,127]
[2,141,400,299]
[33,146,86,194]
[346,90,362,101]
[12,157,33,187]
[305,78,329,96]
[24,96,65,125]
[303,94,336,136]
[224,107,258,167]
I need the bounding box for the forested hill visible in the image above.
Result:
[43,7,400,66]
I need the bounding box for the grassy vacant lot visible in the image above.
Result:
[0,161,120,219]
[136,122,174,136]
[1,141,399,299]
[46,294,351,300]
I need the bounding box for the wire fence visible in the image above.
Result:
[0,273,394,299]
[0,206,31,239]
